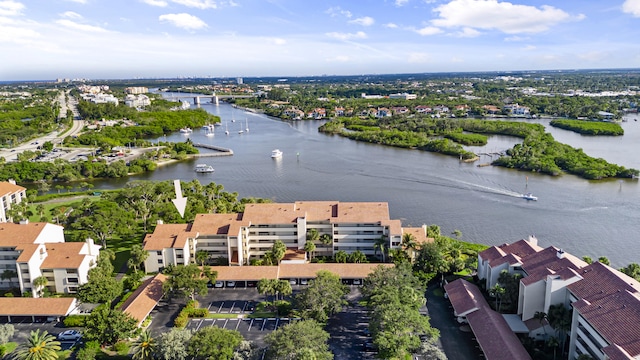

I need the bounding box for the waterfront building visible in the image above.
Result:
[125,87,148,94]
[0,180,27,223]
[0,222,100,297]
[476,238,640,360]
[143,201,413,272]
[124,94,151,108]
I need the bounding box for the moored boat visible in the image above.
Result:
[271,149,283,158]
[195,164,215,173]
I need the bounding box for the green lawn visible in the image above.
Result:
[247,311,276,319]
[207,313,241,319]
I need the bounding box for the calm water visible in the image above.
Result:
[95,97,640,267]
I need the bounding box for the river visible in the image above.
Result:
[91,96,640,267]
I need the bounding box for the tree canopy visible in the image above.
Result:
[264,320,333,360]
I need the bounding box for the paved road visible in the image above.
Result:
[426,284,481,359]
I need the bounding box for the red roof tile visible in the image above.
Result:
[467,309,532,360]
[444,279,487,316]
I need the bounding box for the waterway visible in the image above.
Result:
[92,96,640,267]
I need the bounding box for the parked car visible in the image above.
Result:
[58,330,82,341]
[300,279,308,285]
[226,281,236,288]
[289,279,297,285]
[353,279,362,285]
[214,281,224,288]
[246,301,256,311]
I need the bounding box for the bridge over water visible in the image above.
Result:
[168,93,256,105]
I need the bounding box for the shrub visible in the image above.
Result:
[112,341,130,355]
[63,315,87,327]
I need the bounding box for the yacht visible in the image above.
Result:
[522,193,538,201]
[271,149,283,158]
[195,164,215,173]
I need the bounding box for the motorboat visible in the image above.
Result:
[522,193,538,201]
[271,149,283,158]
[179,127,192,134]
[195,164,215,173]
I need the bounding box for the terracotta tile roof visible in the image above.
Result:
[568,262,640,357]
[143,224,193,250]
[444,279,487,316]
[467,309,532,360]
[209,266,279,281]
[521,266,581,286]
[242,201,395,226]
[521,247,587,277]
[208,263,393,281]
[0,222,53,246]
[0,181,25,197]
[279,263,393,279]
[489,253,522,268]
[501,239,542,257]
[120,273,167,327]
[41,242,87,269]
[401,227,433,245]
[603,344,636,360]
[0,298,76,316]
[282,248,306,261]
[478,246,507,263]
[15,244,42,263]
[191,213,244,235]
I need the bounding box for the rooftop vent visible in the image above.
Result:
[557,249,566,259]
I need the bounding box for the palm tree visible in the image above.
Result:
[132,330,156,360]
[401,233,418,260]
[334,250,348,263]
[303,241,316,262]
[348,250,368,263]
[546,336,560,360]
[195,250,209,266]
[533,311,549,339]
[1,269,17,288]
[32,276,48,298]
[14,329,60,360]
[489,284,505,312]
[373,236,388,262]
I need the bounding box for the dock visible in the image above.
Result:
[192,143,234,157]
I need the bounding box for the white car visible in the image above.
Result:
[214,281,224,288]
[58,330,82,341]
[226,281,236,288]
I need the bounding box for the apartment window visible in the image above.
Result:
[67,269,78,274]
[67,278,79,283]
[156,251,162,255]
[157,259,163,264]
[68,286,78,293]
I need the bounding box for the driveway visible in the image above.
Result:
[425,284,481,359]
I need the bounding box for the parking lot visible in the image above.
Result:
[185,317,295,347]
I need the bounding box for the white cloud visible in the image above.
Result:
[415,26,442,36]
[171,0,217,9]
[451,56,463,62]
[349,16,374,26]
[578,51,607,61]
[395,0,409,6]
[384,22,398,28]
[432,0,577,34]
[408,52,431,63]
[0,0,25,16]
[504,35,529,42]
[60,11,82,19]
[454,27,480,37]
[141,0,168,7]
[325,31,367,40]
[159,13,208,29]
[265,37,286,45]
[522,45,536,51]
[326,55,350,62]
[64,0,87,3]
[326,6,352,18]
[55,19,108,32]
[623,0,640,17]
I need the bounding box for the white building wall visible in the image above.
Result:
[568,310,608,360]
[521,280,546,320]
[487,262,509,289]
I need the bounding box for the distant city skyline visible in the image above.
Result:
[1,0,640,81]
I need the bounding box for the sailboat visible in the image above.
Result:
[238,123,244,134]
[224,121,230,135]
[245,118,249,133]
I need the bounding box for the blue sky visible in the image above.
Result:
[1,0,639,80]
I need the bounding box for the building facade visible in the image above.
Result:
[477,238,640,360]
[143,201,408,272]
[0,222,100,297]
[0,180,27,223]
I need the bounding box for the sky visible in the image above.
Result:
[1,0,640,81]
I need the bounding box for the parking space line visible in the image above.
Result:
[223,319,229,328]
[275,318,279,329]
[261,319,267,331]
[235,319,241,330]
[207,302,213,311]
[229,301,236,313]
[218,302,224,313]
[248,318,255,330]
[195,319,204,331]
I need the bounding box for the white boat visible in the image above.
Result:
[522,193,538,201]
[195,164,214,173]
[245,118,249,133]
[225,121,229,135]
[271,149,283,158]
[180,100,191,110]
[179,127,192,134]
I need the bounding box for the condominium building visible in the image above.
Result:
[0,180,27,223]
[143,201,407,273]
[0,222,100,297]
[476,238,640,360]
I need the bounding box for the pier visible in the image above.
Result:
[192,143,234,157]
